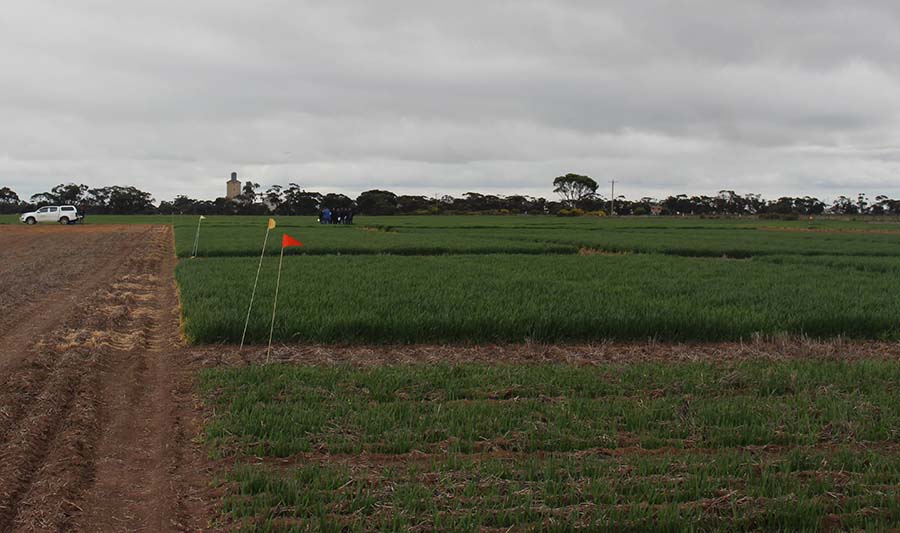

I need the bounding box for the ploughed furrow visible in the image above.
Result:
[0,226,160,531]
[0,351,83,530]
[10,262,160,529]
[0,227,158,447]
[71,225,210,532]
[0,226,137,366]
[0,225,209,532]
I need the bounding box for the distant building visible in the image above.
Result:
[226,172,241,200]
[650,205,664,216]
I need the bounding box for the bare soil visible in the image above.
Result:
[0,225,212,532]
[198,336,900,368]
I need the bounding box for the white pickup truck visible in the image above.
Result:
[20,205,84,225]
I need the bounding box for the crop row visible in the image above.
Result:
[174,222,577,257]
[203,360,900,456]
[177,253,900,344]
[494,226,900,258]
[224,451,900,530]
[204,360,900,530]
[170,216,900,258]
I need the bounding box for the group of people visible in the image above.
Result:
[318,207,354,225]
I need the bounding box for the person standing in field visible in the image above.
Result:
[323,207,332,224]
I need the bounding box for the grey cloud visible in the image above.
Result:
[2,0,900,203]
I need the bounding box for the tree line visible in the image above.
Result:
[2,174,900,217]
[0,184,156,215]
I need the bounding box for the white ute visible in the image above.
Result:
[20,205,84,225]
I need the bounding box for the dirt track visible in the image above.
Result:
[0,225,210,532]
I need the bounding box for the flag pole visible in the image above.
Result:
[240,223,272,351]
[266,243,286,364]
[191,216,203,258]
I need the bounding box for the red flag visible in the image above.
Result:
[282,234,304,248]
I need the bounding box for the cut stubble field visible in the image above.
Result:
[5,215,900,531]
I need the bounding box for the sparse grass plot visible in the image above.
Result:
[202,360,900,530]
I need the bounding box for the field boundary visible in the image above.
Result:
[189,337,900,368]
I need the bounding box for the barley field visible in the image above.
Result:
[174,215,900,344]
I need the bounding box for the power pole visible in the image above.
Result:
[609,180,617,216]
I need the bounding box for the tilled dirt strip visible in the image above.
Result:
[0,227,138,363]
[203,336,900,368]
[0,225,211,532]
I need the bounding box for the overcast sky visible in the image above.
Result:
[3,1,900,203]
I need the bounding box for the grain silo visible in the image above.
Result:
[226,172,241,200]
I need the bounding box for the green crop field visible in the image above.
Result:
[166,215,900,345]
[180,216,900,527]
[177,253,900,344]
[175,222,578,257]
[203,359,900,530]
[176,217,900,530]
[170,215,900,258]
[485,226,900,258]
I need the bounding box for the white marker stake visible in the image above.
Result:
[266,244,286,364]
[240,219,275,351]
[191,215,205,258]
